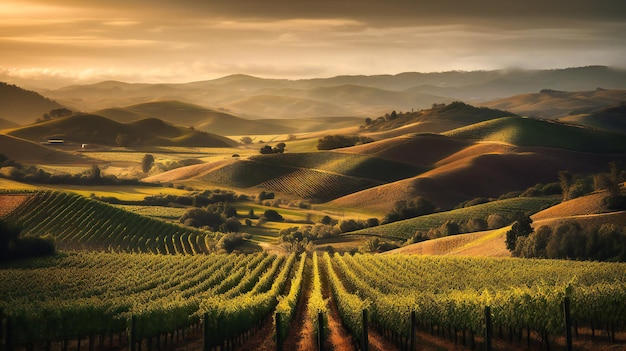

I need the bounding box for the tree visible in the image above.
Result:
[240,136,253,145]
[142,154,155,173]
[273,142,286,154]
[505,216,533,251]
[89,164,101,180]
[116,133,129,147]
[260,145,274,154]
[263,209,284,222]
[559,171,573,202]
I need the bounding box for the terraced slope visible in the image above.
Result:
[3,191,216,254]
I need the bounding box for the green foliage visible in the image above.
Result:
[514,223,626,261]
[355,196,558,239]
[263,209,284,222]
[0,220,56,262]
[317,134,373,150]
[383,197,436,224]
[506,216,533,251]
[141,154,155,173]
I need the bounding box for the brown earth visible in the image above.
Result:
[0,194,31,218]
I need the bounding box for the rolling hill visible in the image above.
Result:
[559,103,626,134]
[480,88,626,119]
[0,134,93,164]
[331,141,626,212]
[0,118,19,129]
[444,116,626,153]
[0,82,64,124]
[94,100,296,135]
[7,114,238,147]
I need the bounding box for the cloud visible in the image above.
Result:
[1,0,625,88]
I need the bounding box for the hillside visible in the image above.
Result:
[94,100,295,135]
[384,227,511,257]
[0,118,19,129]
[351,196,559,239]
[0,134,92,164]
[444,116,626,153]
[480,89,626,119]
[362,101,518,134]
[0,82,64,124]
[560,103,626,134]
[2,191,214,254]
[331,142,626,212]
[339,133,471,166]
[7,114,238,147]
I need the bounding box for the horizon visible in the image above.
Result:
[4,65,625,91]
[2,0,626,89]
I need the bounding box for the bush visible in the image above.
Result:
[218,233,245,252]
[383,197,436,223]
[317,134,373,150]
[263,209,284,222]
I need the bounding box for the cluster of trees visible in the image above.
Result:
[260,143,286,154]
[0,220,55,262]
[383,197,437,224]
[179,203,241,233]
[0,156,141,186]
[36,108,73,123]
[408,214,510,244]
[143,189,246,207]
[317,134,373,150]
[510,222,626,261]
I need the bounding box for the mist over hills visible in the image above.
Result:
[37,66,626,120]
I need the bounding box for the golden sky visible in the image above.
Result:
[1,0,625,88]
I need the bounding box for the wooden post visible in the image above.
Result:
[276,313,282,351]
[130,316,137,351]
[203,313,210,351]
[362,310,369,351]
[563,297,573,351]
[317,312,324,351]
[484,306,492,351]
[4,314,13,351]
[410,311,416,351]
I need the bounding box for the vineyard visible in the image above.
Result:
[259,168,378,202]
[0,251,295,350]
[1,191,217,254]
[1,250,625,351]
[1,191,625,351]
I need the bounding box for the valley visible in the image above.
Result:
[1,67,626,351]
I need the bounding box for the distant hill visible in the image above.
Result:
[444,116,626,153]
[7,114,238,147]
[0,118,19,129]
[560,103,626,134]
[480,89,626,119]
[0,134,92,164]
[94,100,295,135]
[0,82,64,124]
[38,66,626,119]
